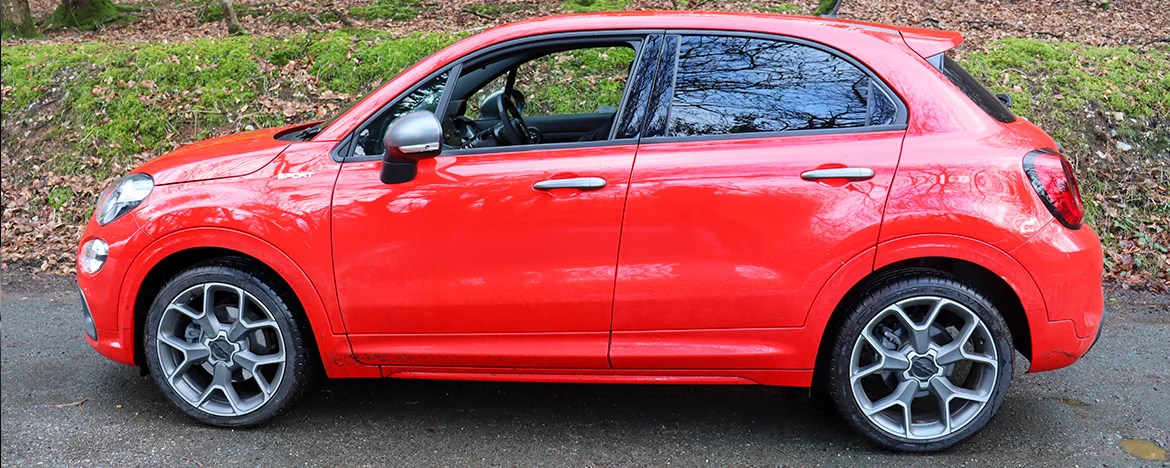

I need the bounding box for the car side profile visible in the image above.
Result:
[76,11,1103,452]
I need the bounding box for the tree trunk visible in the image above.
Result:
[219,0,243,35]
[46,0,126,30]
[0,0,37,38]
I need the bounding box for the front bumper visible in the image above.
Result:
[77,213,154,367]
[1011,221,1105,372]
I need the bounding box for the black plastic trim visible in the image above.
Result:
[445,138,637,156]
[637,124,908,147]
[610,33,664,140]
[79,285,97,341]
[925,52,945,71]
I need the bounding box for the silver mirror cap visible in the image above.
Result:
[383,110,443,162]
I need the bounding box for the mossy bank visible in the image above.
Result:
[2,33,1167,286]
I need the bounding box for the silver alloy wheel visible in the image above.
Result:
[156,282,286,417]
[849,296,999,440]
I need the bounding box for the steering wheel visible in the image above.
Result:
[495,93,529,145]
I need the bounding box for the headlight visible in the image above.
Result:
[79,238,108,274]
[97,173,153,225]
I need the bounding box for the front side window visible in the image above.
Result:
[447,42,641,148]
[353,72,448,157]
[466,46,636,118]
[664,35,897,138]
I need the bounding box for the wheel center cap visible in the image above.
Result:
[206,335,239,365]
[910,357,940,380]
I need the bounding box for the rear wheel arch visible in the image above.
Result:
[807,237,1045,393]
[812,257,1032,386]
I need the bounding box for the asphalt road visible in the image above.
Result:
[2,274,1168,467]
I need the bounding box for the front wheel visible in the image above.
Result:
[143,260,317,427]
[826,275,1014,452]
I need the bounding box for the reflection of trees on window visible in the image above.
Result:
[666,36,894,137]
[355,72,448,157]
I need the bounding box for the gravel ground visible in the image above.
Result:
[2,273,1168,466]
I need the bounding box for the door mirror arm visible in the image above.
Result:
[381,110,443,184]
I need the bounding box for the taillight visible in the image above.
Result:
[1023,149,1084,229]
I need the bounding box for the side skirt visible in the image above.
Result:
[377,366,813,387]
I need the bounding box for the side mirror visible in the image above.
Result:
[381,110,442,184]
[995,93,1013,108]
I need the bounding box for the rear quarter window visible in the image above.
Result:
[941,56,1016,123]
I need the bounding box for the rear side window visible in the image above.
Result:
[664,35,899,138]
[940,56,1016,123]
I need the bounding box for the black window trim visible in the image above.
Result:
[334,29,666,163]
[640,29,909,145]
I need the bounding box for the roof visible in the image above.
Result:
[488,11,963,58]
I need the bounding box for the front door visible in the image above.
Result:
[331,34,660,369]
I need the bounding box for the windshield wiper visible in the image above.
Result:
[295,124,323,140]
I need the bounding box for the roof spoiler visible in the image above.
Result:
[817,0,963,58]
[899,27,964,58]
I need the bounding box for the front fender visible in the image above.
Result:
[119,227,377,378]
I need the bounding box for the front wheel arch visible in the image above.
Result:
[132,248,318,372]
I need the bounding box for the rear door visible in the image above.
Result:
[610,33,907,369]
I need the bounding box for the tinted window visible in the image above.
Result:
[941,56,1016,123]
[664,35,897,137]
[354,72,448,157]
[613,34,662,139]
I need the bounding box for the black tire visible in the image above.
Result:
[143,259,318,427]
[825,274,1014,452]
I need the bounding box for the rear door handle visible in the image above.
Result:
[533,177,607,191]
[800,168,875,181]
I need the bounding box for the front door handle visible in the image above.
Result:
[800,168,876,182]
[533,177,607,191]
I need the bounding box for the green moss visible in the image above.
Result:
[307,30,456,94]
[465,2,526,16]
[812,0,838,16]
[562,0,629,13]
[750,3,803,14]
[47,186,73,209]
[45,0,134,30]
[0,31,456,178]
[1,12,40,38]
[348,0,420,21]
[199,2,331,26]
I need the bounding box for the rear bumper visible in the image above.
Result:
[1011,221,1104,372]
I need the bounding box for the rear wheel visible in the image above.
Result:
[143,260,316,426]
[826,274,1013,452]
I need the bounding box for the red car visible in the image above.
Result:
[76,11,1103,451]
